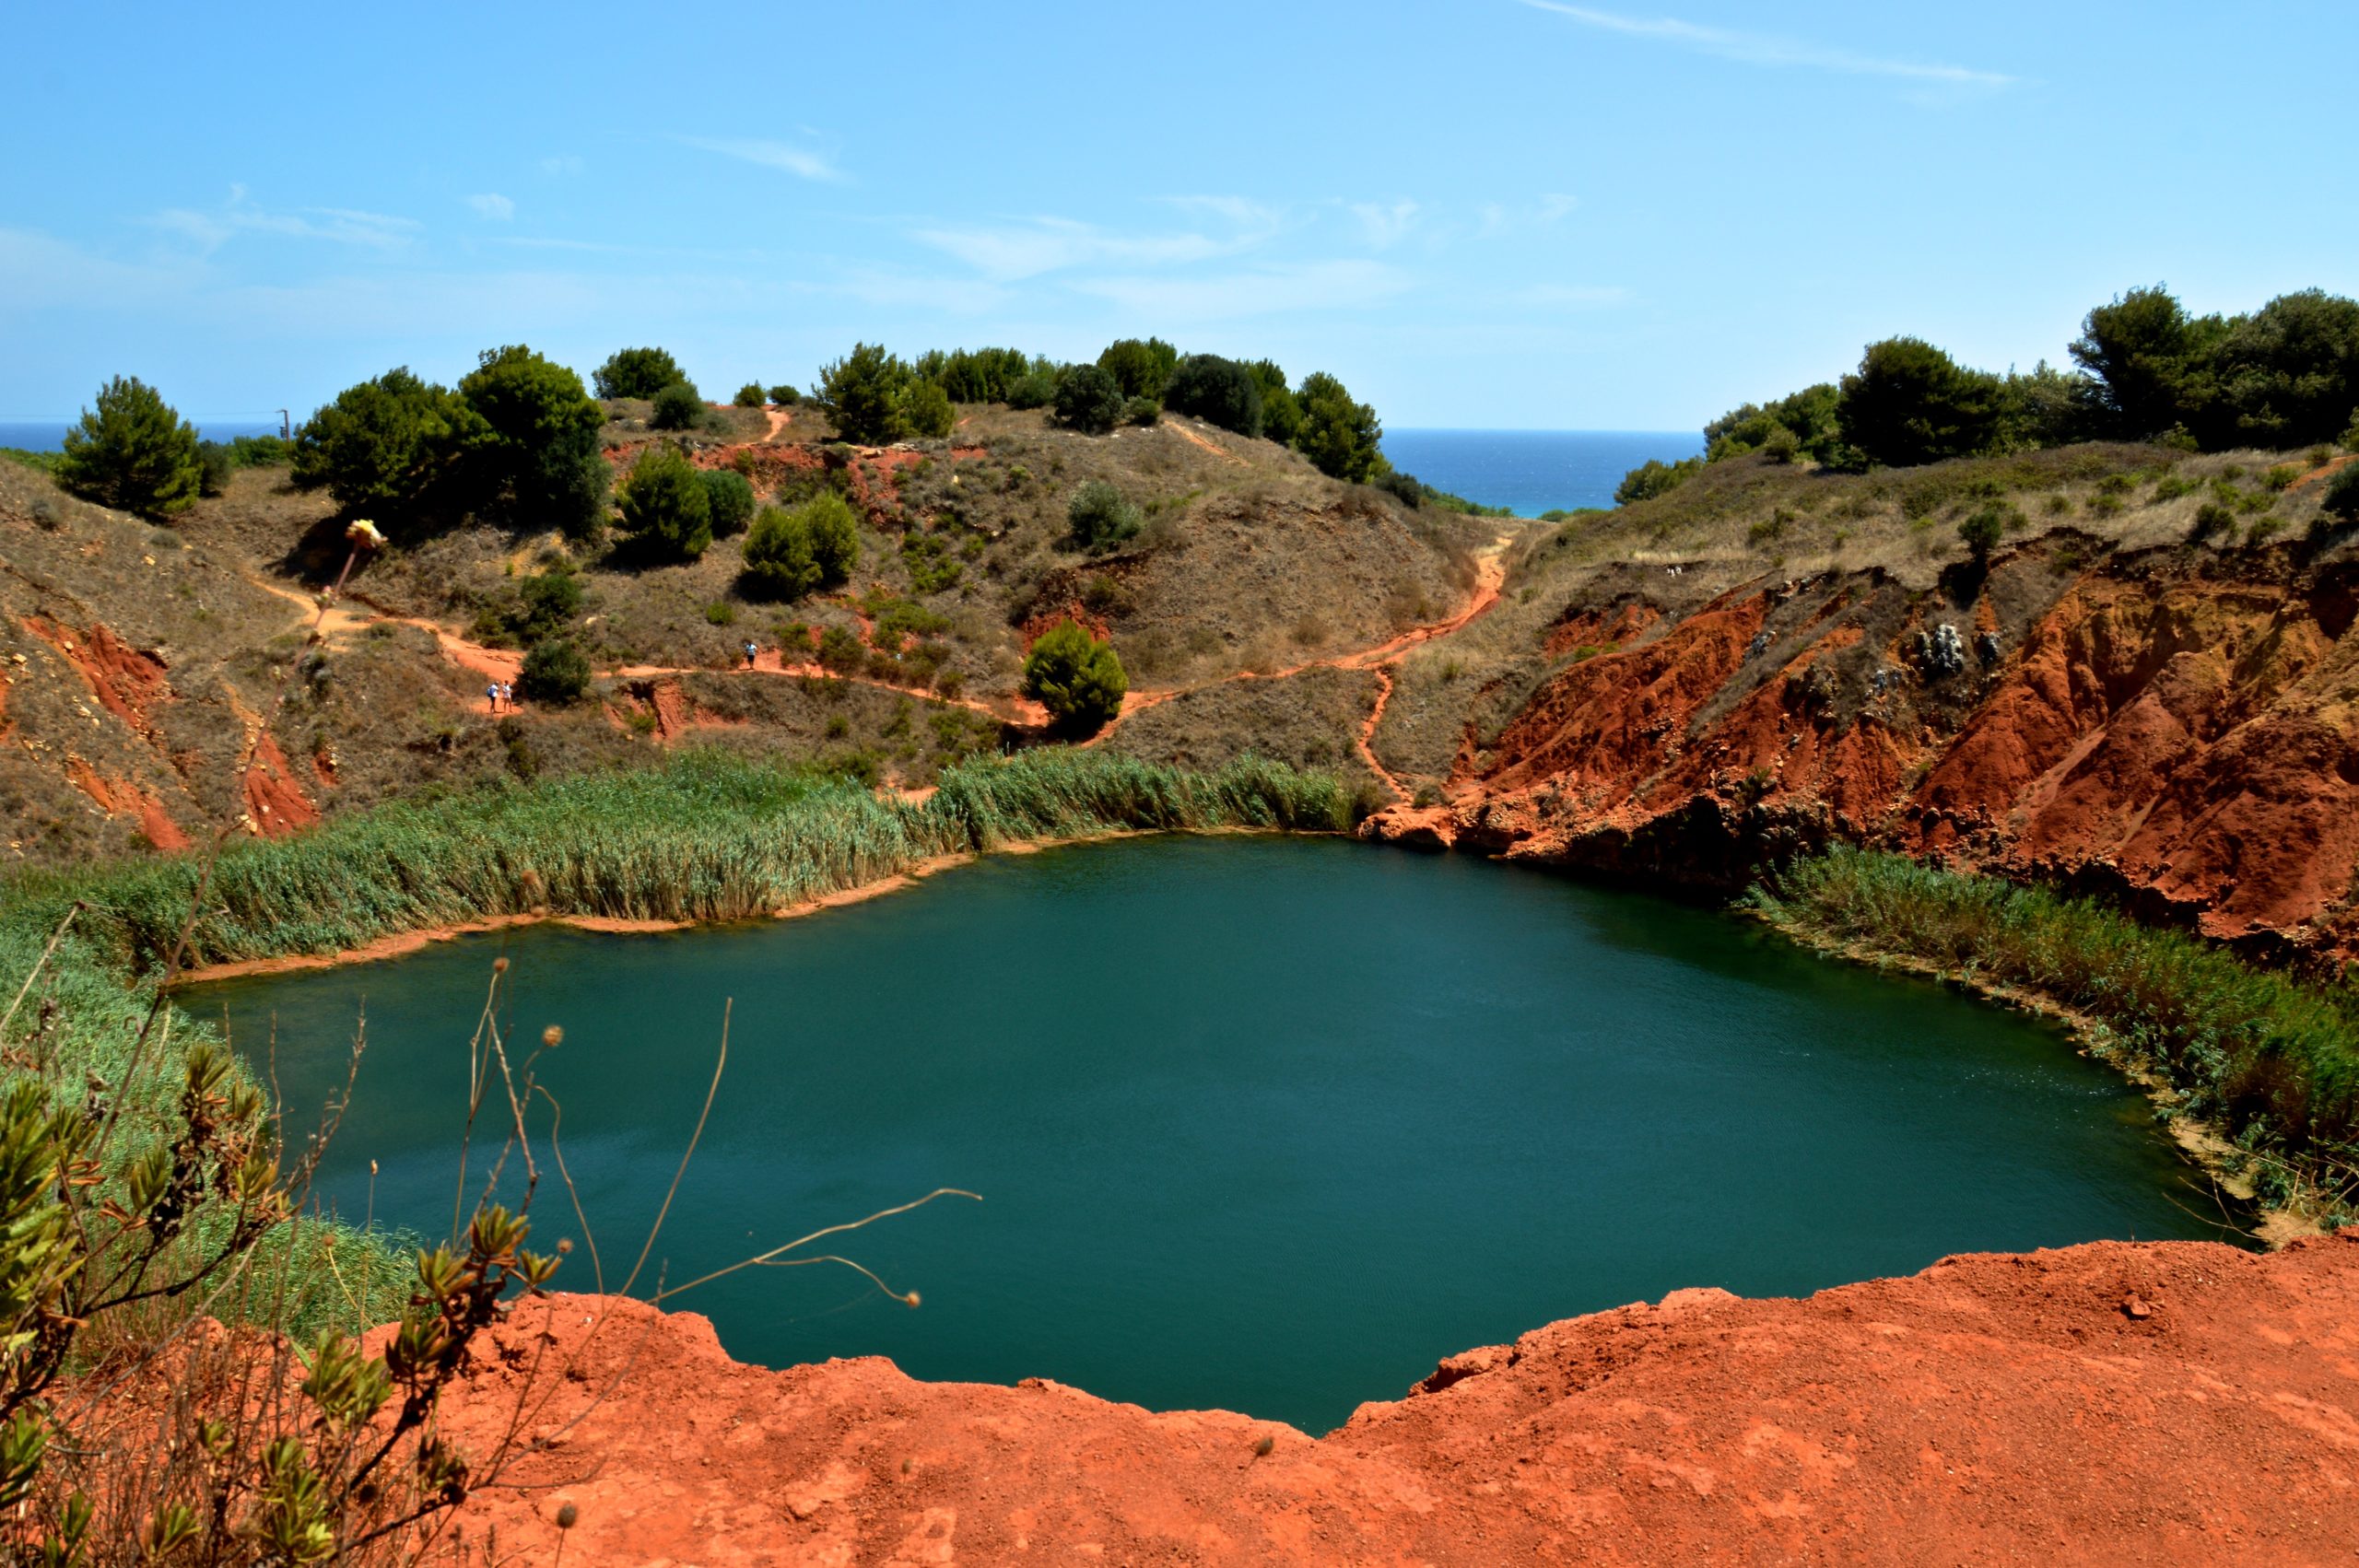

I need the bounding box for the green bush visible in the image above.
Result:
[1096,337,1178,400]
[1023,622,1127,734]
[1163,354,1262,437]
[2070,286,2213,440]
[920,346,1038,403]
[734,382,767,408]
[1248,360,1303,447]
[54,376,204,519]
[700,467,757,536]
[1004,367,1061,411]
[1957,503,2006,564]
[650,380,705,431]
[1122,395,1161,427]
[2323,462,2359,522]
[455,345,608,536]
[519,637,592,703]
[593,345,688,400]
[1294,371,1385,482]
[2189,500,2236,542]
[2210,289,2359,449]
[1067,479,1142,550]
[292,366,473,521]
[515,564,582,641]
[1054,364,1125,435]
[1704,382,1844,465]
[815,343,912,445]
[1374,470,1422,508]
[743,491,857,599]
[1836,337,2004,468]
[615,443,713,559]
[769,383,800,406]
[1614,455,1700,505]
[904,378,957,439]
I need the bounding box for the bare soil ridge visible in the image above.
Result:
[434,1233,2359,1565]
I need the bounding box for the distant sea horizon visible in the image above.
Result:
[1,419,1701,520]
[1382,428,1702,517]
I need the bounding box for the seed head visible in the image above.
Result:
[493,956,510,975]
[556,1237,574,1256]
[543,1025,563,1047]
[555,1503,579,1530]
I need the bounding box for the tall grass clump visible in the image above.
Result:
[6,748,1347,977]
[1747,847,2359,1216]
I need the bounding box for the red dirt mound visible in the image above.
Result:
[432,1234,2359,1565]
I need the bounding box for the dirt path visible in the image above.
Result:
[1096,532,1517,796]
[1160,418,1243,465]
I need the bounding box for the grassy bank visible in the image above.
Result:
[1746,846,2359,1223]
[5,746,1350,974]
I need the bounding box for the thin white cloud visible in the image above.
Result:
[1518,1,2015,89]
[1350,200,1420,250]
[1156,195,1289,229]
[0,227,195,310]
[151,185,419,254]
[1071,260,1410,322]
[910,214,1276,283]
[539,155,584,177]
[676,135,845,183]
[466,193,516,221]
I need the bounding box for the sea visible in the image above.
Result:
[1382,428,1702,517]
[0,418,287,452]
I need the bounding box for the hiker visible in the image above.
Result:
[500,681,516,709]
[744,638,759,669]
[486,680,500,714]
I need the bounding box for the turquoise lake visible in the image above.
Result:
[189,837,2214,1433]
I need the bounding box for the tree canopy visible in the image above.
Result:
[1294,372,1386,483]
[1023,622,1127,734]
[56,377,205,519]
[593,346,688,401]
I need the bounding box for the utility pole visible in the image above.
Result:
[278,409,290,440]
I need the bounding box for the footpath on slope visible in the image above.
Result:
[241,523,1519,767]
[428,1232,2359,1566]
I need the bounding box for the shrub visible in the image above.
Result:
[455,344,608,536]
[2189,500,2236,542]
[54,376,204,518]
[1122,395,1162,427]
[1054,364,1125,435]
[2211,289,2359,449]
[921,346,1038,403]
[1836,337,2004,468]
[1022,622,1128,734]
[1249,360,1303,447]
[1373,469,1423,508]
[650,380,705,430]
[734,382,767,408]
[1096,337,1179,400]
[1957,503,2006,564]
[2323,462,2359,523]
[700,466,757,536]
[593,345,687,400]
[515,564,582,641]
[2069,286,2212,440]
[1162,354,1263,437]
[2264,463,2301,492]
[292,367,472,520]
[520,636,592,702]
[815,343,912,444]
[1705,382,1843,465]
[904,377,957,439]
[1004,367,1061,410]
[1614,455,1700,505]
[1294,371,1385,482]
[743,492,858,598]
[195,438,235,497]
[743,504,818,598]
[615,443,713,559]
[1067,479,1142,550]
[769,383,801,405]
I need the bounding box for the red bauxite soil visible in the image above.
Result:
[432,1235,2359,1565]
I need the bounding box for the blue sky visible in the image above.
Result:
[5,2,2353,431]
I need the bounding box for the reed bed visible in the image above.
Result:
[4,747,1350,975]
[1748,846,2359,1211]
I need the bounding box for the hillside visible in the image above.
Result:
[0,404,1484,867]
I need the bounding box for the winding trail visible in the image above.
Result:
[1095,532,1516,797]
[239,527,1515,766]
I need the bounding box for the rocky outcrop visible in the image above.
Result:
[439,1235,2359,1564]
[1370,547,2359,956]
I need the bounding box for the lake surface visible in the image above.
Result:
[190,837,2211,1432]
[1382,428,1703,516]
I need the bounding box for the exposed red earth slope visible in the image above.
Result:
[1368,541,2359,959]
[431,1235,2359,1565]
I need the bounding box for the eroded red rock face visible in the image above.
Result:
[1375,554,2359,955]
[436,1235,2359,1565]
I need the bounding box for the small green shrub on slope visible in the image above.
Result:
[56,376,205,519]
